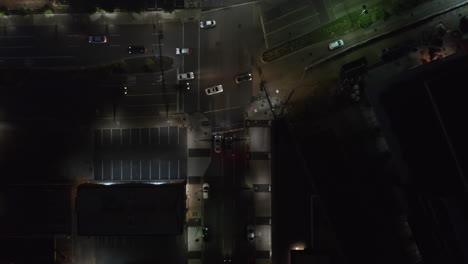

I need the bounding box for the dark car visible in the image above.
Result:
[180,82,190,90]
[247,225,255,241]
[128,45,147,54]
[202,226,209,241]
[225,136,233,155]
[223,256,232,263]
[88,35,107,43]
[235,73,252,83]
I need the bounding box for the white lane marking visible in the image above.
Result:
[0,56,74,59]
[212,123,244,130]
[0,36,33,38]
[149,159,152,180]
[182,21,185,71]
[259,12,269,49]
[176,89,180,113]
[203,106,242,114]
[201,1,259,13]
[110,44,121,47]
[265,14,318,35]
[263,5,309,24]
[126,102,177,107]
[126,93,176,97]
[0,46,33,49]
[197,23,201,112]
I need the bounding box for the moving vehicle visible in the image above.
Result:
[328,39,344,50]
[200,20,216,28]
[235,73,252,83]
[178,72,195,81]
[128,46,147,54]
[205,85,223,95]
[202,226,209,241]
[203,183,210,199]
[88,35,107,43]
[223,256,232,263]
[182,82,190,90]
[214,135,222,153]
[225,136,233,155]
[176,48,193,55]
[247,225,255,241]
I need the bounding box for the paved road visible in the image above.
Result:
[199,3,263,129]
[203,130,256,263]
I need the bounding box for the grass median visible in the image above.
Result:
[262,0,429,63]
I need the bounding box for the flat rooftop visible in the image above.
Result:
[77,182,186,235]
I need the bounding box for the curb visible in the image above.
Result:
[302,0,468,79]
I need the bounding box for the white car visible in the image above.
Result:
[178,72,195,81]
[200,20,216,28]
[205,85,223,95]
[176,48,193,55]
[214,135,222,153]
[203,183,210,199]
[329,39,344,50]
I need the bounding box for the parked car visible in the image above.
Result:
[235,73,252,83]
[200,20,216,28]
[128,45,147,54]
[88,35,107,43]
[214,135,222,153]
[205,85,223,95]
[203,183,210,199]
[178,72,195,81]
[328,39,344,50]
[176,48,193,55]
[247,225,255,241]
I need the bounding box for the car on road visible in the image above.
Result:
[178,72,195,81]
[247,225,255,241]
[235,73,252,83]
[202,226,209,241]
[122,86,128,95]
[176,48,193,55]
[181,82,190,90]
[205,85,223,95]
[214,135,222,153]
[225,136,233,155]
[328,39,344,51]
[200,20,216,28]
[128,45,147,54]
[203,183,210,199]
[88,35,107,43]
[223,256,232,263]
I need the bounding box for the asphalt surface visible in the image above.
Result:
[203,130,255,263]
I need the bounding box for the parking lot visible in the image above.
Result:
[93,126,187,181]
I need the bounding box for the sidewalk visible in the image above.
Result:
[257,0,468,110]
[0,8,202,26]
